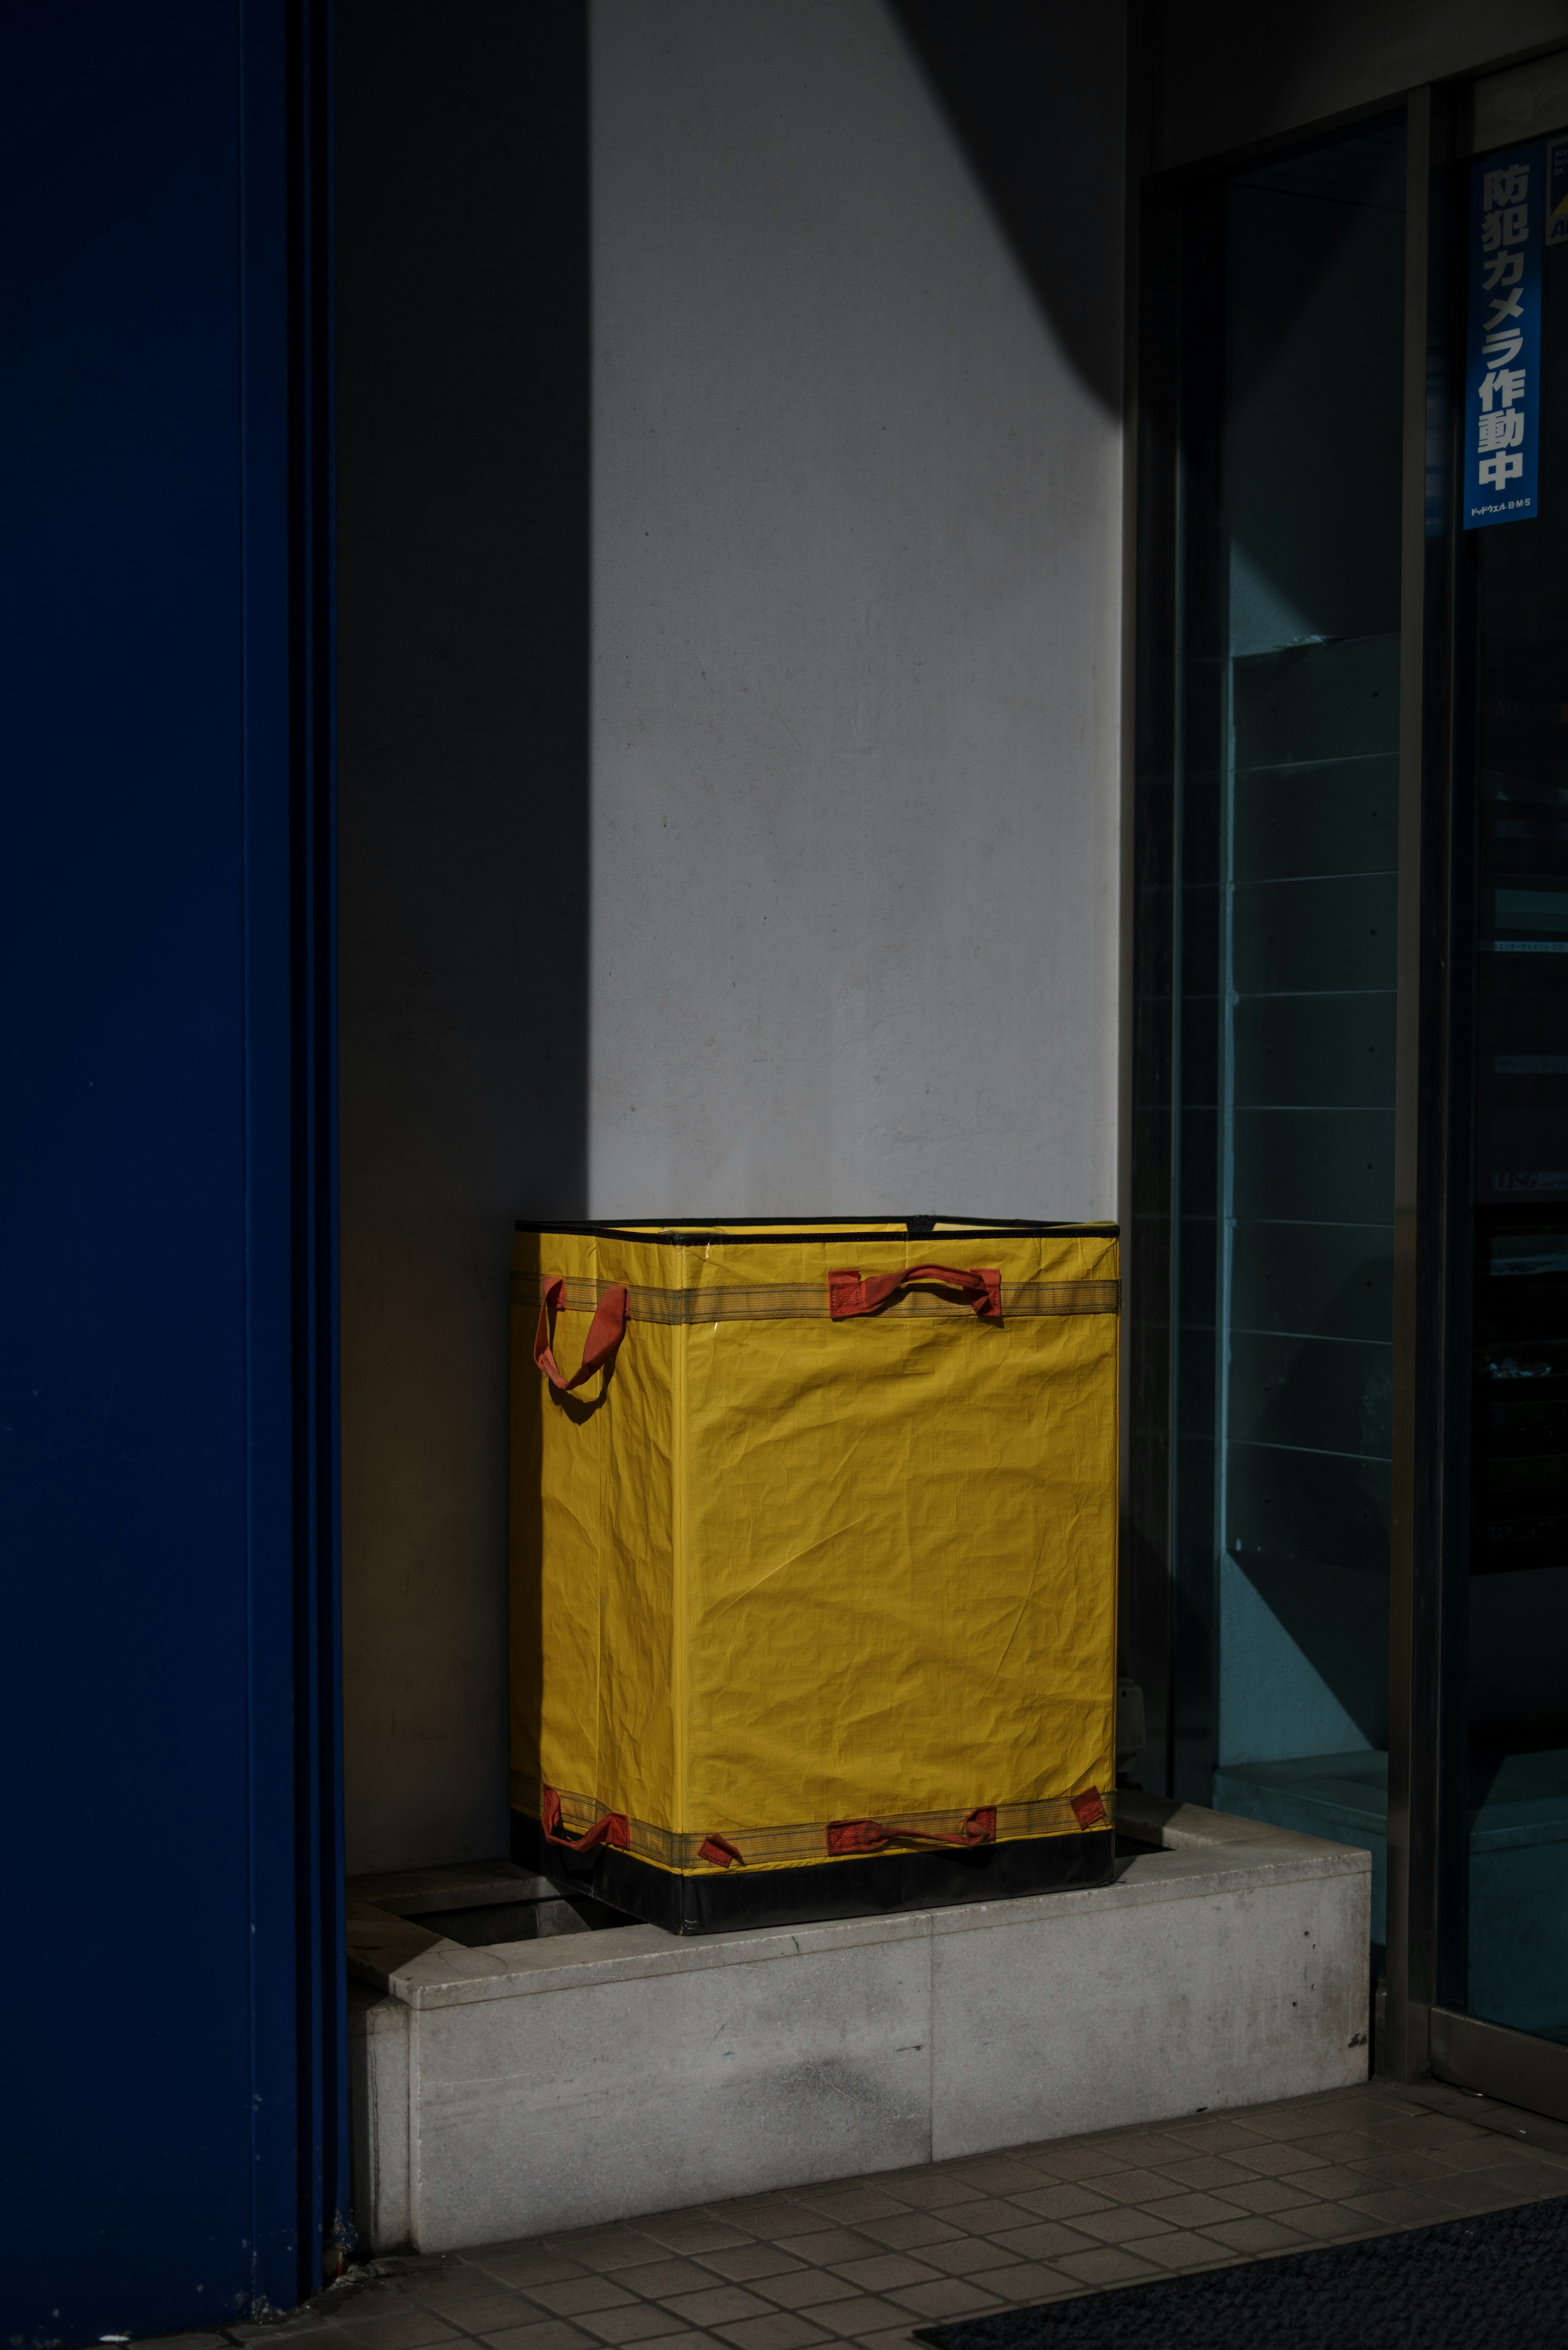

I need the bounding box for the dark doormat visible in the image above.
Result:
[913,2195,1568,2350]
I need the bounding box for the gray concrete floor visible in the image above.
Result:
[161,2079,1568,2350]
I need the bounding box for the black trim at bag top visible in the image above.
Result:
[512,1810,1116,1935]
[513,1215,1120,1244]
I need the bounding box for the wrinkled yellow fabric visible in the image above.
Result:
[510,1224,1118,1874]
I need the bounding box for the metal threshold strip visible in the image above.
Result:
[1430,2005,1568,2127]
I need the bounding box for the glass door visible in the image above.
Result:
[1133,51,1568,2117]
[1432,122,1568,2110]
[1167,122,1407,1978]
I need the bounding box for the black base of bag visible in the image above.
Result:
[510,1809,1116,1934]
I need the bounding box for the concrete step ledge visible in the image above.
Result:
[349,1800,1371,2253]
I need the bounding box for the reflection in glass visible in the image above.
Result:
[1171,123,1406,1971]
[1453,205,1568,2039]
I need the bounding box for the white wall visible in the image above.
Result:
[588,0,1124,1220]
[337,0,1127,1873]
[338,0,1568,1877]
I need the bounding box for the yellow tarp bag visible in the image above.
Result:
[510,1216,1119,1932]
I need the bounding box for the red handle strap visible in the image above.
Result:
[827,1807,997,1855]
[535,1278,629,1392]
[829,1264,1002,1321]
[720,1796,1103,1866]
[541,1784,630,1852]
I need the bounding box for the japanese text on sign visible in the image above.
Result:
[1466,148,1542,528]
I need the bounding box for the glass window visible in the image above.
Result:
[1445,130,1568,2044]
[1172,122,1407,1971]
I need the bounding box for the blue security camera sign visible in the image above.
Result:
[1466,147,1543,528]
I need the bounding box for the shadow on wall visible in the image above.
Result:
[336,0,1126,1873]
[890,0,1124,414]
[335,0,590,1870]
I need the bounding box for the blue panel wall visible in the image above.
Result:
[0,4,342,2337]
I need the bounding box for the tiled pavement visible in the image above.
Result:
[161,2080,1568,2350]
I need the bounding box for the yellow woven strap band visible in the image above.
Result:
[511,1273,1118,1323]
[511,1775,1114,1873]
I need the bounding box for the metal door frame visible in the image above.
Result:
[1392,59,1568,2116]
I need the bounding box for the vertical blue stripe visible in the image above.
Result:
[1465,146,1543,529]
[0,3,341,2332]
